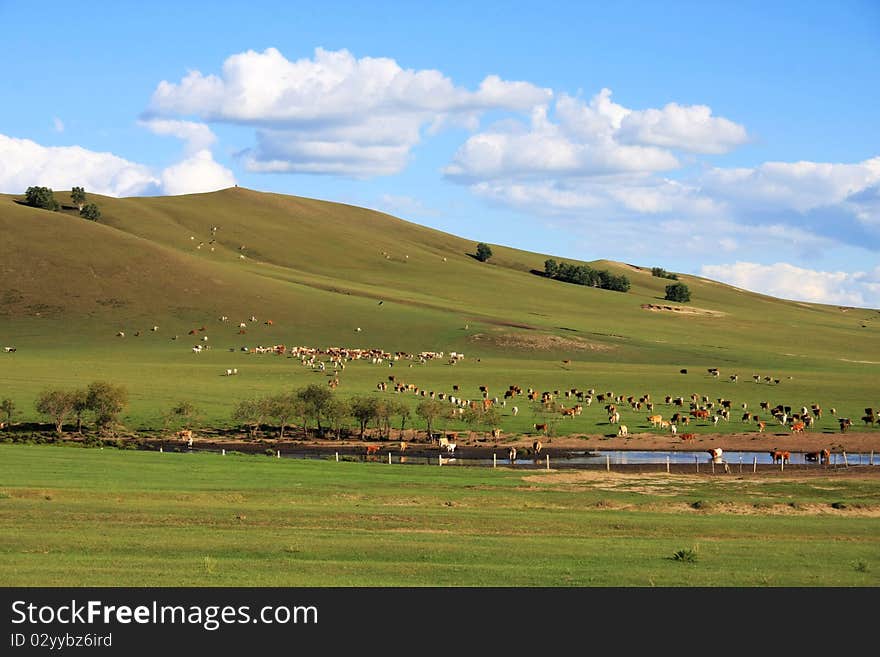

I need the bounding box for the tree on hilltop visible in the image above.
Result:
[25,186,60,211]
[71,186,86,210]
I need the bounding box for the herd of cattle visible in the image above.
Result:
[103,315,876,463]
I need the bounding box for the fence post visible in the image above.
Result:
[388,452,392,464]
[871,450,874,466]
[335,451,339,462]
[606,455,610,471]
[493,453,497,469]
[222,448,225,456]
[780,457,784,473]
[695,455,699,473]
[711,460,715,474]
[277,450,281,459]
[843,451,848,468]
[666,456,670,474]
[160,446,163,453]
[546,454,550,470]
[739,455,743,473]
[753,456,757,473]
[439,453,442,467]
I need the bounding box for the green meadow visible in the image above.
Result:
[1,188,879,588]
[1,445,878,586]
[1,187,878,437]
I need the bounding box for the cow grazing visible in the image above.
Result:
[757,421,766,433]
[4,346,17,352]
[511,406,519,416]
[790,421,806,433]
[839,418,852,432]
[534,423,548,434]
[533,440,543,455]
[365,445,380,457]
[680,433,696,441]
[617,424,629,437]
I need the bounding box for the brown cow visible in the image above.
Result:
[534,423,548,434]
[805,448,830,464]
[770,450,790,464]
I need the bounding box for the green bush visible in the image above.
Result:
[671,548,698,563]
[665,282,691,303]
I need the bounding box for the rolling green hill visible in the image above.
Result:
[1,187,877,430]
[2,186,877,358]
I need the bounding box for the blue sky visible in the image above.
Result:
[2,0,879,306]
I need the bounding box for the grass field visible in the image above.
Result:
[2,188,878,588]
[1,188,878,437]
[1,444,878,586]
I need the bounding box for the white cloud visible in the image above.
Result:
[701,157,880,215]
[139,118,217,155]
[617,102,749,154]
[445,89,747,182]
[53,117,64,133]
[146,47,552,177]
[700,261,880,308]
[159,149,236,196]
[0,134,235,198]
[0,134,159,197]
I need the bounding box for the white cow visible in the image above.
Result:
[617,424,629,437]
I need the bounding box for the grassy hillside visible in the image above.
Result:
[1,187,878,431]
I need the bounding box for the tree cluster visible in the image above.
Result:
[25,186,60,211]
[233,384,368,440]
[651,267,678,280]
[543,259,631,292]
[229,386,470,442]
[23,186,101,220]
[34,381,128,435]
